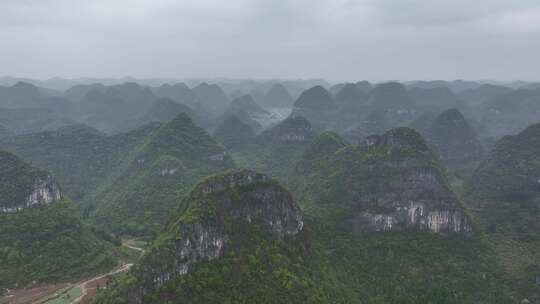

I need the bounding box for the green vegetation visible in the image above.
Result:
[5,93,540,303]
[98,228,324,304]
[213,114,255,149]
[305,224,509,303]
[232,115,315,183]
[44,286,82,304]
[290,128,449,214]
[0,201,121,289]
[0,123,159,200]
[0,150,122,289]
[287,129,513,302]
[463,122,540,301]
[0,150,51,208]
[94,124,517,303]
[94,170,327,303]
[85,113,235,236]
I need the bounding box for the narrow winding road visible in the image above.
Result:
[69,241,145,304]
[70,263,133,304]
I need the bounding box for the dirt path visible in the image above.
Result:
[0,241,146,304]
[70,263,133,304]
[123,243,145,253]
[69,240,145,304]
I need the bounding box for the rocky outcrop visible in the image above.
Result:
[24,176,61,206]
[0,150,62,213]
[0,176,61,213]
[295,128,469,234]
[130,170,303,302]
[354,128,469,233]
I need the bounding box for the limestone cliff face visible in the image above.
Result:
[1,175,61,213]
[0,150,62,213]
[356,129,469,233]
[129,170,303,302]
[296,128,469,234]
[23,176,61,208]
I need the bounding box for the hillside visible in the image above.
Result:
[334,83,369,111]
[408,87,462,112]
[192,83,230,116]
[286,130,510,303]
[213,114,255,149]
[466,122,540,301]
[86,113,235,236]
[262,83,294,107]
[94,170,324,304]
[294,85,335,112]
[233,115,316,182]
[478,88,540,138]
[413,109,484,168]
[151,83,198,105]
[0,107,75,134]
[0,150,120,289]
[118,97,210,132]
[0,123,160,200]
[293,127,468,233]
[472,122,540,200]
[75,82,157,133]
[221,94,269,132]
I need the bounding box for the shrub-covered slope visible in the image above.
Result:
[465,122,540,301]
[86,113,234,236]
[232,115,316,183]
[0,123,160,200]
[213,114,255,149]
[0,150,119,289]
[285,130,512,303]
[292,128,469,233]
[94,170,326,304]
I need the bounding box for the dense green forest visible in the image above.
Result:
[2,78,540,303]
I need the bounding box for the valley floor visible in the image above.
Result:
[0,241,145,304]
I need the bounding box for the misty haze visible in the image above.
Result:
[1,1,540,304]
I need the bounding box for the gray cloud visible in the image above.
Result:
[0,0,539,81]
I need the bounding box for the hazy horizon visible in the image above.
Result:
[1,0,539,81]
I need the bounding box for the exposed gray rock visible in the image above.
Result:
[298,128,470,234]
[0,176,62,213]
[131,170,303,302]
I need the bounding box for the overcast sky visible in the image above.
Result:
[1,0,539,81]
